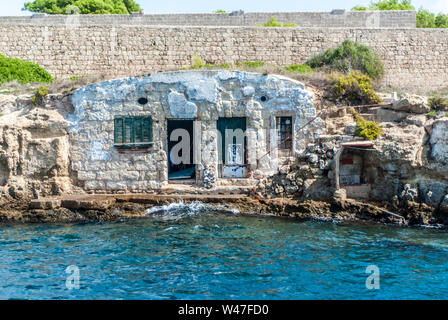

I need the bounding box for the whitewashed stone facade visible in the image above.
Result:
[70,71,324,192]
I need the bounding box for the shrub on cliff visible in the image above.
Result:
[23,0,141,14]
[330,71,382,105]
[0,54,53,85]
[353,113,382,141]
[429,95,448,111]
[306,40,384,79]
[32,86,49,105]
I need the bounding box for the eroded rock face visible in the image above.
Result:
[374,123,426,165]
[0,96,81,201]
[430,118,448,166]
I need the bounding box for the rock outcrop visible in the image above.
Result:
[390,94,430,114]
[0,94,82,204]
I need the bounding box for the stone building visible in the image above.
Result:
[69,70,324,192]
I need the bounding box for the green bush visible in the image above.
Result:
[32,86,49,106]
[284,64,313,73]
[214,10,226,14]
[262,17,296,27]
[429,95,448,110]
[23,0,141,14]
[306,40,384,79]
[354,113,382,141]
[330,71,382,105]
[0,54,53,85]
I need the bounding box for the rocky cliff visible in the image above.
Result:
[0,94,82,207]
[1,80,448,225]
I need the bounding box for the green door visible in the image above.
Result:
[217,117,247,165]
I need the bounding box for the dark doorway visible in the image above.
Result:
[167,119,195,180]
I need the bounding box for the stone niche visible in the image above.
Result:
[70,70,324,193]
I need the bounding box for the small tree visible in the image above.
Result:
[23,0,142,14]
[352,1,448,29]
[435,13,448,28]
[352,0,414,11]
[417,9,436,28]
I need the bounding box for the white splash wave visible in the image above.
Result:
[145,201,208,221]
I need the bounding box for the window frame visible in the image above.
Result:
[114,116,153,150]
[275,116,293,151]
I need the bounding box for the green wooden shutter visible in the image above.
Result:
[142,117,153,142]
[124,118,134,143]
[115,116,152,147]
[134,117,143,143]
[114,118,123,144]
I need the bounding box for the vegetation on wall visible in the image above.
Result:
[330,71,382,105]
[353,112,383,141]
[23,0,141,14]
[0,54,53,85]
[261,17,297,27]
[305,40,384,79]
[188,55,231,70]
[352,0,448,28]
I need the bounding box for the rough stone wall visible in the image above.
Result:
[70,71,323,193]
[0,25,446,91]
[0,11,416,28]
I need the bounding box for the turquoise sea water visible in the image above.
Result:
[0,201,447,300]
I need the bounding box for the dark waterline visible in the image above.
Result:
[1,202,448,300]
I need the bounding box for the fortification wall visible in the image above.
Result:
[0,24,447,91]
[0,10,416,28]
